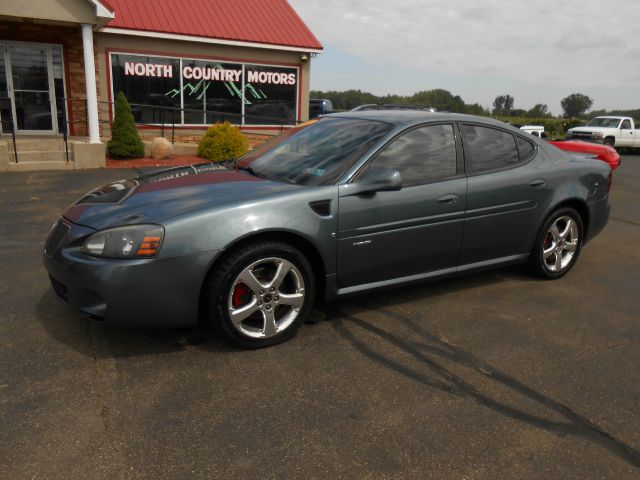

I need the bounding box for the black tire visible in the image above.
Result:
[528,207,584,279]
[603,137,615,147]
[204,240,315,348]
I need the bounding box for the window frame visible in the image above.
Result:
[458,122,538,177]
[350,121,465,187]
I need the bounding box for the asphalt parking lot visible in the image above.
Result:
[1,156,639,479]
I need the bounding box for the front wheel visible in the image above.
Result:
[205,241,316,348]
[529,208,583,279]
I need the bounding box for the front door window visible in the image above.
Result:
[10,44,53,131]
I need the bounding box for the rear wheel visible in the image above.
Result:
[529,208,583,279]
[205,241,315,348]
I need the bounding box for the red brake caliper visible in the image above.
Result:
[232,283,250,308]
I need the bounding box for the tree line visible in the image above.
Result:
[311,89,639,120]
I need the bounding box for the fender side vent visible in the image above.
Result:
[309,200,332,217]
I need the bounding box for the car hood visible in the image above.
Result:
[570,126,610,132]
[64,163,302,230]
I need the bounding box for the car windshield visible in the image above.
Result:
[236,117,393,186]
[586,118,622,128]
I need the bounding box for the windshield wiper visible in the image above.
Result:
[237,165,269,179]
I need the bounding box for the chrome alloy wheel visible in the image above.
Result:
[542,216,580,273]
[227,257,305,339]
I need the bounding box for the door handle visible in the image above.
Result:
[438,194,458,205]
[529,178,546,187]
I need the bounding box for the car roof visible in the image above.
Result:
[327,110,515,130]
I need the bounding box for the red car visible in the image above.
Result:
[549,140,621,171]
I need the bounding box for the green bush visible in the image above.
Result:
[493,116,585,138]
[197,122,249,162]
[108,91,145,159]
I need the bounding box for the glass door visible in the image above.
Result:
[0,42,67,135]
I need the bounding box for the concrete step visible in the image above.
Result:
[10,138,65,151]
[9,151,69,163]
[6,160,74,171]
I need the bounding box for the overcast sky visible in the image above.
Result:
[289,0,640,114]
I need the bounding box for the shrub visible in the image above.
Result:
[198,122,249,162]
[107,91,145,159]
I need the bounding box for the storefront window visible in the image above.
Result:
[111,54,181,125]
[182,59,242,125]
[110,53,298,126]
[244,65,297,125]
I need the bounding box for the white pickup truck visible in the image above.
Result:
[567,116,640,147]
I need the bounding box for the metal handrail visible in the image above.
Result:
[1,96,300,164]
[61,97,302,146]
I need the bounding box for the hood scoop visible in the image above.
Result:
[75,163,231,206]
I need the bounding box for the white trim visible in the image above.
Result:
[87,0,115,19]
[82,24,101,143]
[100,27,323,54]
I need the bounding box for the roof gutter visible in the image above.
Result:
[99,27,323,54]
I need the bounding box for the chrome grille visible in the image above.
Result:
[45,221,70,256]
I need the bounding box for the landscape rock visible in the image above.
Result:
[150,137,174,160]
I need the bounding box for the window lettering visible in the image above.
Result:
[113,54,298,126]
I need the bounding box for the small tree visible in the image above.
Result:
[561,93,593,118]
[108,91,144,159]
[492,95,514,116]
[198,122,249,162]
[527,104,549,118]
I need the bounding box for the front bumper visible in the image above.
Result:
[43,219,221,327]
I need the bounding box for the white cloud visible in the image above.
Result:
[290,0,640,110]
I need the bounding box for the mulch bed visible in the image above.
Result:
[107,155,207,169]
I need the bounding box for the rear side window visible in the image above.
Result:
[515,136,536,162]
[369,124,457,187]
[461,125,520,173]
[621,119,632,129]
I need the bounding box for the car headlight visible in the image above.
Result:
[82,225,164,258]
[591,132,603,139]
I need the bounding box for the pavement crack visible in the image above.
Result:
[576,341,636,359]
[610,217,640,227]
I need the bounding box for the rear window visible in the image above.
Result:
[515,136,536,162]
[461,125,520,173]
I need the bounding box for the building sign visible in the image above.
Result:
[111,53,299,126]
[124,62,174,78]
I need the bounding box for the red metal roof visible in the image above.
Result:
[103,0,323,51]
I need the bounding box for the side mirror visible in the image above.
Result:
[340,166,402,197]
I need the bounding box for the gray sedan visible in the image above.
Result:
[43,112,611,348]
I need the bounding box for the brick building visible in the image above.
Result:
[0,0,322,170]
